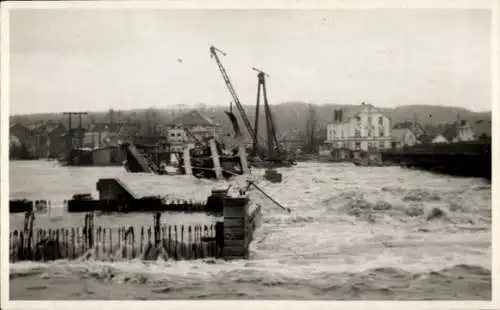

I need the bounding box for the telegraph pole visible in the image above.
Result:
[63,112,88,150]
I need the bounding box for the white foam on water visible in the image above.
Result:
[9,160,492,299]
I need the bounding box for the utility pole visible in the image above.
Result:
[63,112,88,150]
[306,104,318,154]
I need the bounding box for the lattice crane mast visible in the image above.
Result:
[209,46,254,136]
[209,46,266,158]
[252,67,284,161]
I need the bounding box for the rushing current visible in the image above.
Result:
[9,160,491,300]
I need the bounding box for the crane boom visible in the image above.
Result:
[209,46,256,141]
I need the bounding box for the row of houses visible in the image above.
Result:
[11,104,490,160]
[10,110,226,159]
[323,102,487,153]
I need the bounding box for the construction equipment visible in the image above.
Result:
[210,46,294,166]
[245,180,291,213]
[210,47,255,141]
[209,46,267,159]
[252,67,285,162]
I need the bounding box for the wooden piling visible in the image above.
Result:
[140,227,144,254]
[71,228,76,258]
[154,212,161,246]
[238,142,249,174]
[88,213,94,248]
[168,226,172,259]
[209,139,223,179]
[174,225,178,260]
[188,226,192,260]
[183,144,193,176]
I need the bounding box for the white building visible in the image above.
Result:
[424,121,476,145]
[391,128,418,148]
[166,110,224,152]
[325,103,392,152]
[452,121,475,142]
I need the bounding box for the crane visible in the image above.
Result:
[209,47,255,138]
[209,46,266,159]
[252,67,284,161]
[210,45,293,166]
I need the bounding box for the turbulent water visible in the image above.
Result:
[9,160,491,300]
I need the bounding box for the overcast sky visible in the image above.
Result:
[9,8,491,115]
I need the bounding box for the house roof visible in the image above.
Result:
[393,121,426,136]
[118,123,141,137]
[47,123,66,134]
[339,106,363,121]
[419,121,472,142]
[338,104,368,121]
[88,122,120,132]
[27,123,46,133]
[24,122,66,135]
[336,103,387,123]
[59,127,87,137]
[10,123,28,130]
[431,134,448,141]
[171,110,218,127]
[391,128,411,142]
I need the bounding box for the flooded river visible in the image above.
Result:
[9,160,491,300]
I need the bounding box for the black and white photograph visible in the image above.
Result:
[2,0,497,306]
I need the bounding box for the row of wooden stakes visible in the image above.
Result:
[9,212,224,262]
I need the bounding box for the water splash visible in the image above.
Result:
[9,161,491,299]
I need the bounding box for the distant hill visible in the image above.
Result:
[10,102,491,141]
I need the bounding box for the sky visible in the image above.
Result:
[9,8,492,115]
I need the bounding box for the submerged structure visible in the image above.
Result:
[122,131,249,179]
[209,45,296,169]
[10,177,263,262]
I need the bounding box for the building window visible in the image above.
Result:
[355,129,361,137]
[379,141,385,149]
[380,128,384,137]
[355,142,361,150]
[379,116,383,125]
